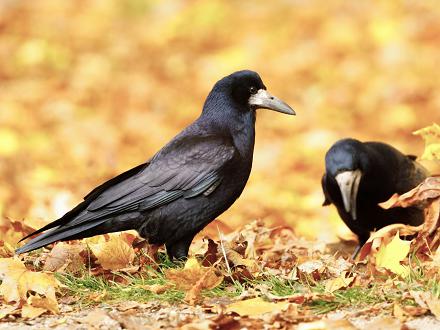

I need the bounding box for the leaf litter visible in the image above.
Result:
[0,127,439,328]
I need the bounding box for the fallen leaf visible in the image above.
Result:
[413,123,440,161]
[185,267,223,305]
[141,283,174,294]
[0,257,59,305]
[166,257,223,304]
[21,305,47,319]
[27,294,59,314]
[88,234,135,270]
[325,272,355,293]
[44,242,85,273]
[375,232,411,277]
[225,297,289,316]
[0,304,19,320]
[425,293,440,320]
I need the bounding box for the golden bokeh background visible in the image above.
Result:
[0,0,439,243]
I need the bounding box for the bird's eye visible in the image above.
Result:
[249,86,257,94]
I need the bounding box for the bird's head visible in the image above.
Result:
[325,138,368,220]
[204,70,295,117]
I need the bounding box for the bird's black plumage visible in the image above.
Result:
[322,138,429,257]
[16,70,295,259]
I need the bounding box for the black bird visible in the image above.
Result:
[16,70,295,259]
[322,138,428,257]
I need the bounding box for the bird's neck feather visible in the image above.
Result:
[200,91,256,157]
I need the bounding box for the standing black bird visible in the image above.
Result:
[322,138,428,257]
[16,70,295,259]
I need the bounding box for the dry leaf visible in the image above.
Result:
[141,283,174,294]
[28,295,59,314]
[425,293,440,320]
[325,272,355,293]
[88,234,135,270]
[375,232,411,277]
[166,257,223,304]
[225,297,289,316]
[21,305,47,319]
[185,267,223,305]
[44,242,85,273]
[0,257,59,305]
[0,304,19,320]
[414,123,440,160]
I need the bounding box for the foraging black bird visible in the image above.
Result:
[16,70,295,259]
[322,138,428,257]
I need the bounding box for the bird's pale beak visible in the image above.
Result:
[335,170,362,220]
[248,89,295,115]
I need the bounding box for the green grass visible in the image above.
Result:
[57,266,185,307]
[56,256,436,315]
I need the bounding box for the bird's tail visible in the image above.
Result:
[15,219,109,254]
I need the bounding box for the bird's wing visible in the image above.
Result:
[68,134,236,225]
[16,135,236,253]
[87,136,235,213]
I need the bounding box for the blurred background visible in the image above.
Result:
[0,0,439,244]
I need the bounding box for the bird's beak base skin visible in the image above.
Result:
[248,89,295,115]
[335,170,362,221]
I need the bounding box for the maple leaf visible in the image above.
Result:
[0,257,59,304]
[375,232,411,277]
[88,234,135,271]
[0,258,59,318]
[413,123,440,161]
[225,297,290,316]
[165,257,223,304]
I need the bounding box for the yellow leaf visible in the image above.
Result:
[226,297,289,316]
[166,257,223,304]
[414,123,440,161]
[21,305,47,319]
[28,295,59,314]
[184,256,201,271]
[0,258,59,304]
[325,273,355,293]
[425,294,440,321]
[88,234,135,270]
[375,233,411,277]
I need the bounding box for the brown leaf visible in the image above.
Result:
[380,177,440,210]
[141,283,174,294]
[185,267,223,305]
[44,242,85,273]
[88,234,135,271]
[166,257,223,304]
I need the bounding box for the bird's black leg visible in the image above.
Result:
[351,234,369,260]
[166,233,196,261]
